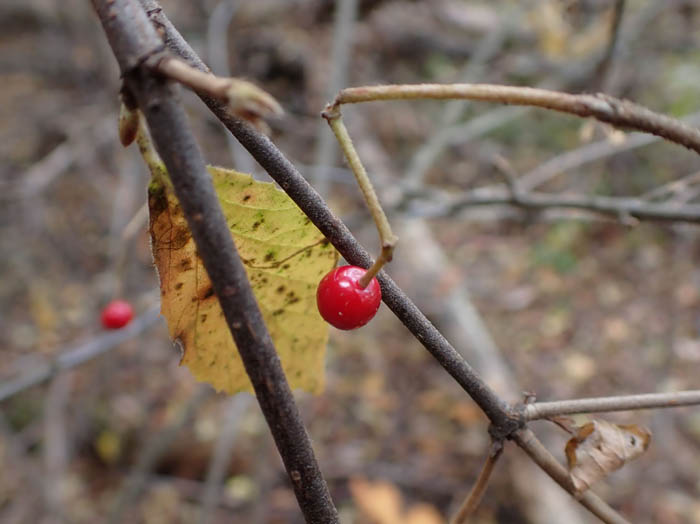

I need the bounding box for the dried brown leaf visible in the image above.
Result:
[565,419,651,494]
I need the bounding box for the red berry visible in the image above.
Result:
[101,300,134,329]
[316,266,381,330]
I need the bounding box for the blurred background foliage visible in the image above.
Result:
[1,0,700,522]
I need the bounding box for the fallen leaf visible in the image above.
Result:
[349,478,442,524]
[350,478,403,524]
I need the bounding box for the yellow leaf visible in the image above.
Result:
[148,165,338,394]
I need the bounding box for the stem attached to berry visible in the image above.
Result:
[322,104,398,287]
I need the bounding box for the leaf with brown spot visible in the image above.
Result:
[147,164,338,394]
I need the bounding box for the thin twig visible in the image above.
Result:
[92,2,339,522]
[205,0,237,78]
[322,106,398,287]
[513,428,631,524]
[312,0,358,195]
[404,106,528,191]
[415,188,700,224]
[523,390,700,420]
[450,441,504,524]
[518,110,700,192]
[330,84,700,156]
[641,170,700,201]
[0,305,161,403]
[491,155,522,199]
[403,14,513,187]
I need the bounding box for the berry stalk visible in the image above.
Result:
[322,105,397,288]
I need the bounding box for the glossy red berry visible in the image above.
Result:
[101,300,134,329]
[316,265,381,330]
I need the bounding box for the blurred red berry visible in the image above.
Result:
[101,300,134,329]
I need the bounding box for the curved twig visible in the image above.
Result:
[450,441,504,524]
[413,188,700,224]
[330,84,700,157]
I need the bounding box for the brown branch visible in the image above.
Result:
[0,305,161,403]
[331,84,700,157]
[524,390,700,420]
[91,2,338,522]
[415,188,700,224]
[450,441,503,524]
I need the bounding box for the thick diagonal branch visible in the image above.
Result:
[91,2,338,522]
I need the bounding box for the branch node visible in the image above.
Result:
[321,102,341,121]
[488,411,525,442]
